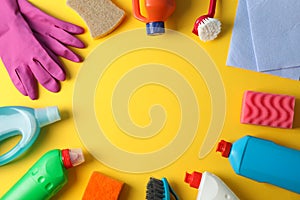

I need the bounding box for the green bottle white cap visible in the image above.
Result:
[69,148,85,167]
[62,148,85,169]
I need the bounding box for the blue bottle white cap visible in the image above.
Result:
[146,21,165,35]
[35,106,61,127]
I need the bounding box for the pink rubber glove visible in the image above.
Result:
[18,0,85,62]
[0,0,64,99]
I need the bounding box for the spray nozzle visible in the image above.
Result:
[184,171,202,189]
[216,140,232,158]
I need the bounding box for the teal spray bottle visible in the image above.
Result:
[1,148,85,200]
[0,106,61,166]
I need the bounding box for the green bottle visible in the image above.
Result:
[1,149,85,200]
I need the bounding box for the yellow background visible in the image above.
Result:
[1,0,300,199]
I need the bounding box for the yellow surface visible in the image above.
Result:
[1,0,300,199]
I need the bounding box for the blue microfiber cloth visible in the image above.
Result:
[227,0,300,80]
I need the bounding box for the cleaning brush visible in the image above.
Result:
[146,177,180,200]
[192,0,221,42]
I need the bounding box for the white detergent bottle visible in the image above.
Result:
[185,171,239,200]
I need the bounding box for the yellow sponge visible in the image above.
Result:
[67,0,125,39]
[82,171,124,200]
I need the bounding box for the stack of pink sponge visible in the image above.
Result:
[240,90,295,129]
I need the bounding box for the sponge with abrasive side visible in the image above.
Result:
[82,171,124,200]
[67,0,125,39]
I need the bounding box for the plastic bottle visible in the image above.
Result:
[0,106,61,166]
[185,171,239,200]
[1,149,85,200]
[132,0,176,35]
[216,135,300,194]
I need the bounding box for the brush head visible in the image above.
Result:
[146,177,168,200]
[197,17,221,42]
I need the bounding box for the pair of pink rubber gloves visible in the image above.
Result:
[0,0,85,99]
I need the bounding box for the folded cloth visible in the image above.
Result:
[227,0,300,80]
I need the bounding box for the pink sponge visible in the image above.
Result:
[241,91,295,128]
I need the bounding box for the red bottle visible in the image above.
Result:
[132,0,176,35]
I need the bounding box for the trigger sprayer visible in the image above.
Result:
[0,106,61,166]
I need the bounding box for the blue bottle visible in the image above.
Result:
[216,135,300,194]
[0,106,61,166]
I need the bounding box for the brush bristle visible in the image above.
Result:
[198,17,221,42]
[146,177,165,200]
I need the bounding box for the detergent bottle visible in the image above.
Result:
[1,148,85,200]
[132,0,176,35]
[0,106,61,166]
[185,171,239,200]
[216,135,300,194]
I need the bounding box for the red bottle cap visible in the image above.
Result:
[216,140,232,158]
[184,171,202,189]
[62,149,73,169]
[62,149,85,169]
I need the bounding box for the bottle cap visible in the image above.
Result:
[35,106,61,127]
[62,148,85,169]
[184,171,202,189]
[146,22,165,35]
[216,140,232,158]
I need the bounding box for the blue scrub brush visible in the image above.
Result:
[146,177,180,200]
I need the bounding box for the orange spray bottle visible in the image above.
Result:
[132,0,176,35]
